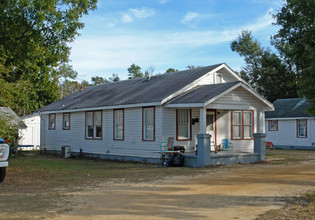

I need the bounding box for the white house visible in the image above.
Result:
[38,63,274,165]
[18,114,41,150]
[265,98,315,149]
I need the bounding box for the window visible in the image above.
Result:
[63,113,70,130]
[268,120,278,131]
[232,112,242,139]
[216,74,222,83]
[48,114,56,130]
[114,109,124,140]
[143,107,155,141]
[231,111,254,140]
[85,111,102,139]
[176,109,191,140]
[297,119,307,138]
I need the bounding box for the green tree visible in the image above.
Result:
[0,115,19,148]
[128,64,143,79]
[166,68,178,73]
[51,63,78,98]
[109,73,120,82]
[91,76,110,85]
[272,0,315,114]
[231,30,297,102]
[80,80,91,88]
[0,0,97,115]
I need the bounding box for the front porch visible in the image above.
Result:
[182,133,266,167]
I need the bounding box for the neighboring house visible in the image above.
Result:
[265,98,315,149]
[0,107,26,128]
[38,63,274,165]
[18,114,41,150]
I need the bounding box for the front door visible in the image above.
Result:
[206,111,216,151]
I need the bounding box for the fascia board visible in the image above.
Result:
[164,103,204,108]
[39,102,162,115]
[266,117,314,120]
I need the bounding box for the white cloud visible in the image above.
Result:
[181,12,200,25]
[159,0,169,4]
[129,7,156,19]
[121,13,133,23]
[120,7,156,23]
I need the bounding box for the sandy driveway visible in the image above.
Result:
[54,160,315,220]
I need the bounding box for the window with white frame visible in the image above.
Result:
[243,111,253,138]
[63,113,70,130]
[268,120,278,131]
[85,111,102,139]
[114,109,124,140]
[143,107,155,141]
[49,114,56,130]
[297,119,307,138]
[177,109,191,140]
[232,111,253,140]
[232,111,242,139]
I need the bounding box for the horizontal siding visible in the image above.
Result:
[198,70,239,85]
[198,72,214,85]
[216,110,254,152]
[208,87,265,110]
[217,70,238,83]
[163,108,198,153]
[41,107,163,158]
[265,119,314,147]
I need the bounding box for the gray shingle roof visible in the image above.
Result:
[265,98,311,118]
[39,63,223,112]
[168,81,240,104]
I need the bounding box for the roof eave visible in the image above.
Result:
[39,102,162,114]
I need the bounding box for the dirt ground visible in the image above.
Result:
[53,159,315,220]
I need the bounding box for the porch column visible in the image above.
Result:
[254,133,267,161]
[256,110,265,133]
[199,108,207,133]
[196,133,211,167]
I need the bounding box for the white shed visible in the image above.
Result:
[18,114,41,150]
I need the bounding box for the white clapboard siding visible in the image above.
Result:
[41,107,163,158]
[215,110,255,152]
[198,72,214,85]
[208,87,265,110]
[163,108,199,153]
[216,70,238,83]
[198,70,239,86]
[265,119,314,147]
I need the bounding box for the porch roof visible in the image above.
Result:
[167,81,239,105]
[165,81,274,110]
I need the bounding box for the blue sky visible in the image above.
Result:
[69,0,283,82]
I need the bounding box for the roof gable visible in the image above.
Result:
[166,82,274,110]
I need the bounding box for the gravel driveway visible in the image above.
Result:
[54,159,315,220]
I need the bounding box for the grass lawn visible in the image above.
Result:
[0,150,314,219]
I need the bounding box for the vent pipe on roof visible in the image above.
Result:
[145,72,151,81]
